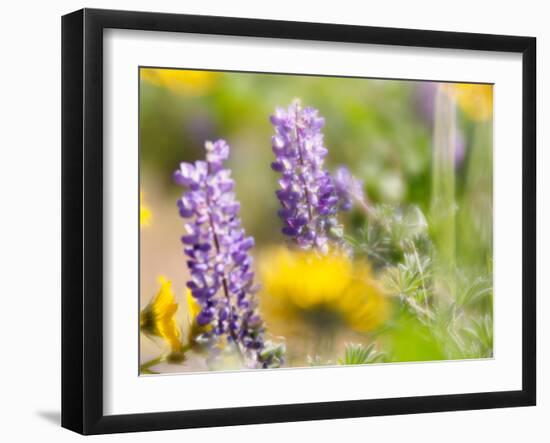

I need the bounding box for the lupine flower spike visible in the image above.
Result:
[174,139,283,368]
[270,100,343,254]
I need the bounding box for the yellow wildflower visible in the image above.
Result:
[141,68,218,95]
[140,192,152,227]
[140,276,182,353]
[259,247,390,338]
[444,83,493,121]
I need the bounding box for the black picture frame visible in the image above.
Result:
[61,8,536,435]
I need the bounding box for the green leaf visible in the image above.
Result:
[338,343,386,365]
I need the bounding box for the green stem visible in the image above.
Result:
[140,355,165,373]
[430,85,457,304]
[410,239,429,312]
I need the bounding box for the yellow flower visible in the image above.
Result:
[141,68,218,95]
[185,289,213,351]
[259,248,390,338]
[186,289,202,324]
[140,192,152,227]
[443,83,493,121]
[140,276,182,353]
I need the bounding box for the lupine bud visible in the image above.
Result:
[333,166,365,211]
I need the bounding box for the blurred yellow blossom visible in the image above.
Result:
[259,248,390,339]
[443,83,493,121]
[140,276,182,354]
[141,68,218,95]
[140,192,152,227]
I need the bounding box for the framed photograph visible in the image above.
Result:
[61,8,536,435]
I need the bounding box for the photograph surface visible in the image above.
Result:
[139,68,493,375]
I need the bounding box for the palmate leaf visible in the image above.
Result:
[338,343,386,365]
[455,272,493,309]
[351,217,396,268]
[349,204,431,270]
[462,314,493,358]
[382,251,433,321]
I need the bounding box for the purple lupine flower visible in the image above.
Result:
[333,166,366,211]
[174,139,282,368]
[270,100,341,254]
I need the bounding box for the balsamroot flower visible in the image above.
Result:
[141,68,219,96]
[174,139,282,368]
[140,191,152,227]
[445,83,493,121]
[259,247,390,360]
[270,100,341,254]
[186,288,202,326]
[140,276,183,356]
